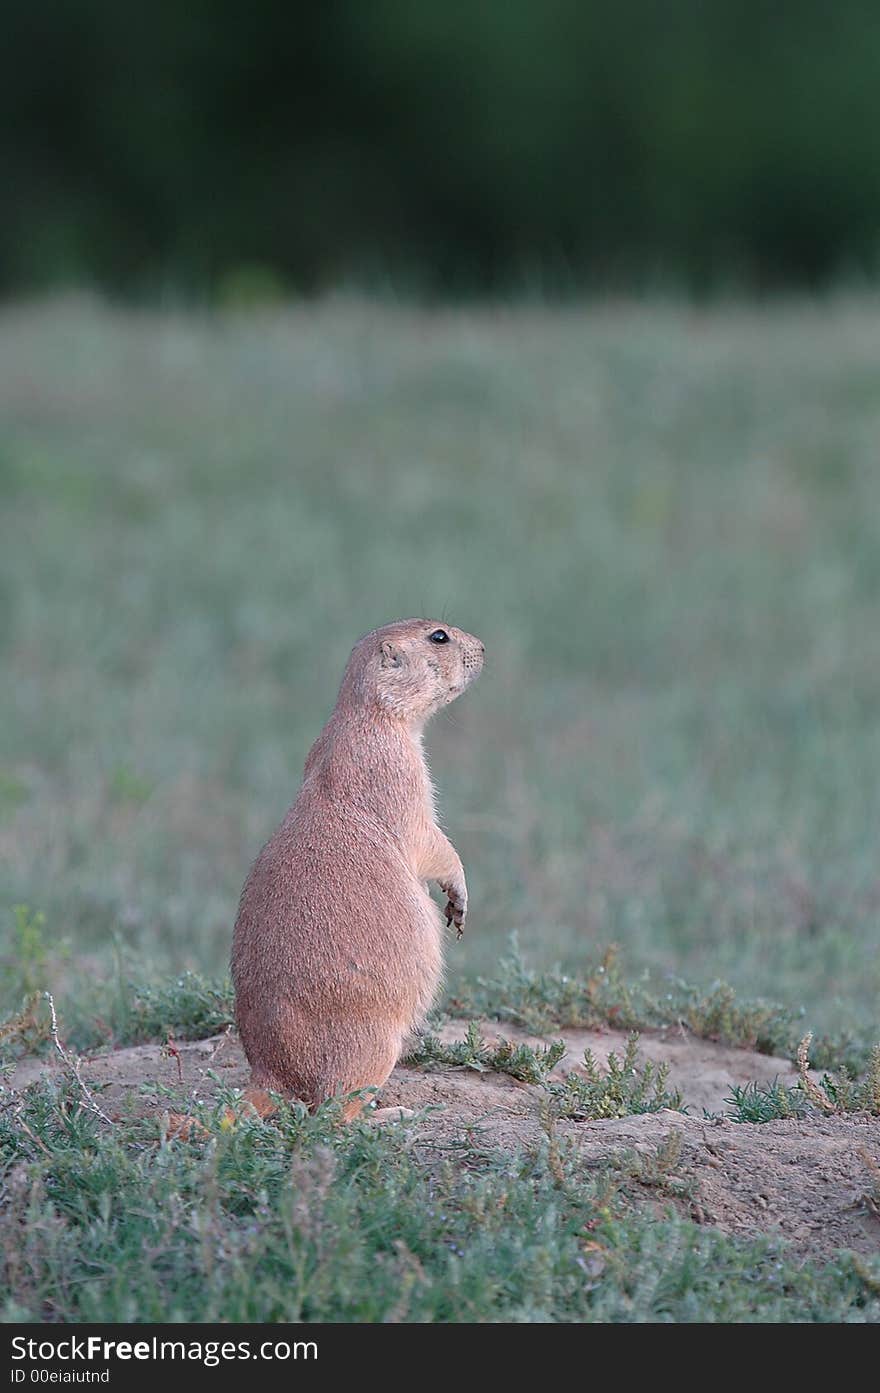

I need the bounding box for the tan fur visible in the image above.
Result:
[231,618,484,1120]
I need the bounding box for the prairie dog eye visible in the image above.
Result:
[428,629,450,644]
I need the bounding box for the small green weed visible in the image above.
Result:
[726,1080,809,1123]
[7,905,50,997]
[404,1022,565,1084]
[613,1131,694,1201]
[548,1033,684,1121]
[119,972,234,1046]
[407,1023,681,1118]
[0,992,50,1057]
[726,1038,880,1122]
[109,766,153,805]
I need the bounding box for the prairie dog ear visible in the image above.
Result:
[380,640,404,669]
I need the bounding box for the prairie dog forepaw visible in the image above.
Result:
[441,883,467,938]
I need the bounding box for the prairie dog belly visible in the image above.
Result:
[233,828,443,1034]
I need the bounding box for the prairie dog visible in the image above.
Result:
[231,618,484,1119]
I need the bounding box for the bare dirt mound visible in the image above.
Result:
[10,1021,880,1263]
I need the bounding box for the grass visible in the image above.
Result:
[726,1079,810,1124]
[450,942,873,1072]
[1,942,871,1075]
[725,1040,880,1123]
[3,293,880,1323]
[405,1022,684,1117]
[3,972,878,1322]
[3,295,880,1043]
[3,1076,879,1324]
[404,1020,568,1084]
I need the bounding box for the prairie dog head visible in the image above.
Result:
[343,618,484,724]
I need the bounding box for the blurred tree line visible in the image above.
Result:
[3,0,880,298]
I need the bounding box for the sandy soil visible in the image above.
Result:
[9,1021,880,1262]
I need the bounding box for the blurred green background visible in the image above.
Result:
[1,5,879,1044]
[4,0,880,296]
[3,297,880,1039]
